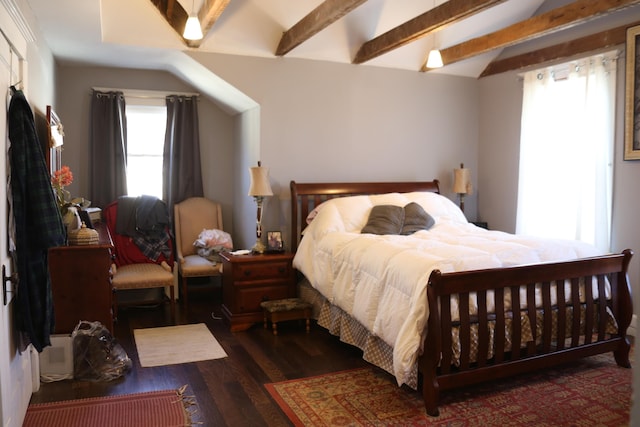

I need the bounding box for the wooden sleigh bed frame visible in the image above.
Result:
[290,179,633,417]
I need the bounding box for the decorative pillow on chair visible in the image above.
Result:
[401,202,435,235]
[361,205,405,235]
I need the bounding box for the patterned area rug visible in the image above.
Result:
[134,323,227,367]
[23,388,192,427]
[266,353,631,426]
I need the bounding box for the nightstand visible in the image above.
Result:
[220,251,296,332]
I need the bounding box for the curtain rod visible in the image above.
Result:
[91,87,199,99]
[515,49,621,81]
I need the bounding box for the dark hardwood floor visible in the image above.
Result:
[30,282,373,426]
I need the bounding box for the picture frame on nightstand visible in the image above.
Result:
[267,231,284,252]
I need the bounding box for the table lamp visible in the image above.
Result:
[453,163,472,213]
[248,161,273,253]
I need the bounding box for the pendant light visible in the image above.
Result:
[183,0,203,40]
[426,0,443,68]
[426,49,443,68]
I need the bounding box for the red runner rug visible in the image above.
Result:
[23,389,190,427]
[266,353,631,426]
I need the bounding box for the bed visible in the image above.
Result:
[290,179,633,416]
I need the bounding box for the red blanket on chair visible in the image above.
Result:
[103,200,174,268]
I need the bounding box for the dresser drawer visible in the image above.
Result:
[233,261,291,281]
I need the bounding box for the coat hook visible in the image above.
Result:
[2,265,18,306]
[10,81,23,95]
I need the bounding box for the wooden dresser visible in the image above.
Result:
[220,252,296,332]
[48,222,115,334]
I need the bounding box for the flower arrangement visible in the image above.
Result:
[51,165,73,214]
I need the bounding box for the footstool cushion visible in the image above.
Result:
[260,298,312,335]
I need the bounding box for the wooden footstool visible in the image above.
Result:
[260,298,312,335]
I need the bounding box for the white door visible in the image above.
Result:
[0,29,37,427]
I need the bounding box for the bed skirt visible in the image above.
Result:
[297,279,619,390]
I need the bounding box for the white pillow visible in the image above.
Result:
[303,191,468,239]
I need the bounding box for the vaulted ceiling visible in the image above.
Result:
[22,0,640,112]
[26,0,640,79]
[157,0,640,76]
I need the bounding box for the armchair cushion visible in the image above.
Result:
[111,263,173,290]
[180,254,223,276]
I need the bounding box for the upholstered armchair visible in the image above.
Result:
[174,197,225,308]
[103,198,176,322]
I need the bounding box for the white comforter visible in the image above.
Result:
[292,191,602,387]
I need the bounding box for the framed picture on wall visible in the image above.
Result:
[625,24,640,160]
[46,105,64,174]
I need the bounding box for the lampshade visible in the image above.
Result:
[453,163,472,195]
[426,49,443,68]
[248,162,273,197]
[183,15,203,40]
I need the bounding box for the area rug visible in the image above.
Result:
[23,388,191,427]
[266,353,632,426]
[133,323,227,367]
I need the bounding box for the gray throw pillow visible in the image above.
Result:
[401,202,435,235]
[361,205,405,235]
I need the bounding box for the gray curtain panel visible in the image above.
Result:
[90,90,128,208]
[163,95,204,211]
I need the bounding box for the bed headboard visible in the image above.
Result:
[290,180,440,252]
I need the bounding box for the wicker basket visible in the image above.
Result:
[68,222,99,246]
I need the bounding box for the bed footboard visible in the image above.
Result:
[419,249,633,417]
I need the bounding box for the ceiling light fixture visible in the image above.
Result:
[426,49,443,68]
[183,0,203,40]
[426,0,443,69]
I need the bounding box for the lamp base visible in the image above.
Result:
[458,193,465,213]
[252,239,266,254]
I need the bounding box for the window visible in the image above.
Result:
[516,51,617,252]
[125,103,166,199]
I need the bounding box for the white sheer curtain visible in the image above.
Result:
[516,51,617,252]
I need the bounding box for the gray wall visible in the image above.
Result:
[56,54,483,257]
[189,53,481,249]
[54,65,236,232]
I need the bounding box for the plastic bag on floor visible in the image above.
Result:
[71,320,132,381]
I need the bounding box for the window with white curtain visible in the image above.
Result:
[125,102,167,199]
[516,51,617,252]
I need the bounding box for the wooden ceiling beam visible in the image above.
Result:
[198,0,230,40]
[479,23,632,78]
[150,0,229,48]
[276,0,368,56]
[421,0,640,72]
[150,0,188,39]
[353,0,507,65]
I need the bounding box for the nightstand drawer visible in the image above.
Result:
[233,261,291,281]
[236,285,291,313]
